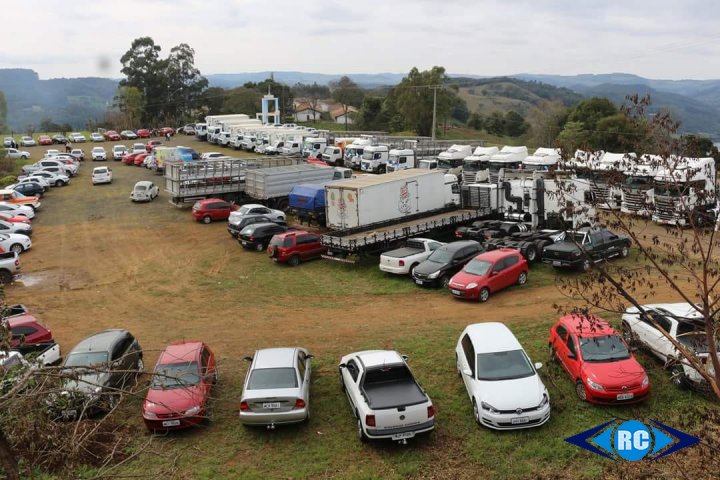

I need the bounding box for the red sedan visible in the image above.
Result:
[136,129,151,138]
[145,140,162,152]
[133,153,149,166]
[8,314,54,349]
[159,127,175,136]
[122,152,141,165]
[0,212,31,225]
[38,135,53,146]
[448,248,528,302]
[104,130,121,141]
[192,199,239,224]
[548,315,650,405]
[142,341,217,432]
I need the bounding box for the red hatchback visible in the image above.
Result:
[145,140,162,152]
[104,130,121,141]
[549,315,650,405]
[38,135,52,146]
[159,127,175,136]
[133,153,149,166]
[448,248,528,302]
[7,314,54,349]
[142,341,217,432]
[136,129,151,138]
[192,199,238,224]
[267,230,324,266]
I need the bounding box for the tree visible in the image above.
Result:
[485,111,506,135]
[392,66,457,136]
[592,113,646,152]
[552,95,720,400]
[221,87,261,116]
[679,134,720,164]
[113,86,145,130]
[0,91,7,134]
[330,76,364,131]
[199,87,226,117]
[292,82,330,122]
[120,37,165,124]
[555,120,588,154]
[355,96,385,131]
[451,98,470,124]
[504,111,529,137]
[164,43,208,123]
[467,112,483,131]
[526,101,568,147]
[567,97,618,133]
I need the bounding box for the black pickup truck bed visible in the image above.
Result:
[362,378,428,410]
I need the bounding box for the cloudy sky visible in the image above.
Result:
[2,0,719,80]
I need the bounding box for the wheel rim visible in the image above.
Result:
[256,243,264,251]
[473,402,480,423]
[621,324,635,346]
[441,276,450,289]
[10,244,22,254]
[576,382,587,401]
[480,289,489,302]
[137,358,144,371]
[583,260,590,272]
[518,272,527,285]
[203,216,211,224]
[622,247,628,257]
[357,419,364,439]
[527,247,536,262]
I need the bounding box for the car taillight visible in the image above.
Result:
[14,260,19,266]
[365,414,376,427]
[239,401,250,412]
[294,398,306,409]
[427,405,435,418]
[399,259,405,267]
[249,236,255,241]
[455,231,462,238]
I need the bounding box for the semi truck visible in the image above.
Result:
[487,146,528,183]
[385,149,417,172]
[436,144,474,177]
[461,146,499,184]
[360,145,390,173]
[589,151,635,210]
[652,156,716,227]
[522,148,561,171]
[620,154,659,217]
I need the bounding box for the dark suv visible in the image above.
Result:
[51,329,143,419]
[268,230,324,266]
[238,223,288,251]
[412,240,484,288]
[227,214,286,238]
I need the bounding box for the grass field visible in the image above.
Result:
[4,136,717,479]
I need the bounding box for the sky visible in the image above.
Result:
[2,0,720,80]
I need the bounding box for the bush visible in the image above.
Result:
[0,175,17,187]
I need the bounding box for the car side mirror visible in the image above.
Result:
[490,271,497,277]
[462,367,472,377]
[306,354,315,360]
[567,352,576,360]
[401,355,409,362]
[534,362,543,370]
[243,356,253,363]
[338,363,346,369]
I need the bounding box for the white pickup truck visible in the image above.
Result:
[379,238,445,275]
[339,350,435,443]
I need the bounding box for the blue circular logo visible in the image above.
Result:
[613,420,652,461]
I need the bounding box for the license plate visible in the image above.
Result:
[391,432,415,440]
[263,402,281,409]
[61,409,77,418]
[511,416,530,425]
[415,279,423,285]
[241,241,247,246]
[162,420,181,427]
[451,289,461,295]
[616,393,634,401]
[552,261,562,266]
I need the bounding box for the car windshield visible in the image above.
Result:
[567,232,587,243]
[135,185,147,191]
[427,248,453,263]
[476,350,535,381]
[150,361,200,389]
[247,367,298,390]
[579,335,631,362]
[93,148,103,153]
[676,332,714,353]
[238,206,251,215]
[65,351,108,367]
[269,236,292,248]
[94,169,108,174]
[463,259,492,276]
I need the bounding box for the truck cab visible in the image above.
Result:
[386,149,416,173]
[321,146,345,166]
[522,148,560,171]
[651,157,716,226]
[487,146,529,183]
[360,145,390,173]
[437,145,473,177]
[462,146,499,184]
[302,138,328,158]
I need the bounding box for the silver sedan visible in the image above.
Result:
[238,347,312,428]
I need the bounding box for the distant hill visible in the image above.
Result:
[454,77,583,117]
[207,71,410,89]
[0,69,117,132]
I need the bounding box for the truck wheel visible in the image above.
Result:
[580,259,591,272]
[517,271,527,285]
[288,255,300,267]
[277,199,289,211]
[202,216,212,224]
[479,287,490,303]
[357,418,368,442]
[521,243,538,263]
[0,270,12,284]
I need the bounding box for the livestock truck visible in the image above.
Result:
[321,169,489,260]
[288,182,332,226]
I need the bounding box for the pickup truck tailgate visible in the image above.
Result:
[363,380,433,434]
[370,401,433,436]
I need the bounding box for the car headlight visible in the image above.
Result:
[587,378,605,391]
[480,401,499,413]
[641,375,649,388]
[428,271,440,279]
[573,251,582,257]
[467,282,478,289]
[539,392,549,408]
[144,410,158,420]
[184,405,201,416]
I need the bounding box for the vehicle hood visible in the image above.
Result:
[476,374,546,410]
[242,387,301,401]
[145,384,204,413]
[414,259,446,276]
[62,371,110,394]
[228,212,246,225]
[449,270,484,287]
[583,357,646,388]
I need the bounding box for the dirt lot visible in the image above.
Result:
[6,136,717,479]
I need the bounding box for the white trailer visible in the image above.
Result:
[325,169,459,230]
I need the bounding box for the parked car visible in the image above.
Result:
[91,166,112,185]
[159,127,175,136]
[112,145,128,161]
[104,130,120,141]
[456,323,550,429]
[120,130,138,140]
[20,136,36,147]
[122,152,141,165]
[51,134,67,144]
[7,313,59,363]
[90,132,104,142]
[0,233,32,254]
[7,182,44,198]
[0,203,34,219]
[3,137,13,148]
[136,129,151,138]
[339,350,435,442]
[38,135,53,146]
[448,248,528,302]
[69,148,85,161]
[548,314,650,404]
[68,132,86,143]
[13,176,49,190]
[142,341,217,432]
[133,153,149,166]
[412,240,484,288]
[131,143,146,154]
[145,140,162,152]
[380,238,445,275]
[238,222,288,251]
[91,147,107,161]
[238,347,312,427]
[268,230,323,266]
[192,199,238,224]
[622,303,718,391]
[0,190,41,211]
[130,181,159,202]
[230,204,285,224]
[4,148,30,160]
[0,218,31,237]
[201,152,223,160]
[25,171,69,187]
[227,214,285,238]
[51,329,143,419]
[0,251,20,284]
[542,227,631,272]
[181,124,195,135]
[0,211,32,225]
[24,158,77,176]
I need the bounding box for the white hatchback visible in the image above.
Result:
[91,167,112,185]
[456,322,550,430]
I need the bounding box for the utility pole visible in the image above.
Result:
[431,86,438,141]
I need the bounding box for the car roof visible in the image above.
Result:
[354,350,404,368]
[625,302,702,319]
[473,248,520,262]
[7,314,43,329]
[558,314,615,336]
[441,240,480,252]
[240,203,266,209]
[463,323,522,353]
[70,329,128,353]
[200,198,227,204]
[275,230,311,238]
[92,167,108,171]
[135,181,153,187]
[253,348,297,368]
[157,342,203,364]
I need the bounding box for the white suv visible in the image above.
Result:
[112,145,128,161]
[91,166,112,185]
[91,147,107,161]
